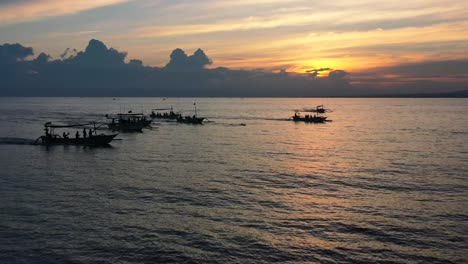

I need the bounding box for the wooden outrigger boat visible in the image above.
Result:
[106,112,151,131]
[291,112,328,123]
[36,122,118,146]
[303,105,329,113]
[150,106,179,120]
[176,115,205,124]
[176,103,205,124]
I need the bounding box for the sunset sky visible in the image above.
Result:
[1,0,468,82]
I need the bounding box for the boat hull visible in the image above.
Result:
[40,134,118,146]
[108,123,145,131]
[176,117,204,124]
[292,116,327,123]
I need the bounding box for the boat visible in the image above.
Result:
[176,115,205,124]
[106,112,151,131]
[176,103,205,124]
[150,107,179,120]
[36,122,118,146]
[303,105,329,113]
[291,112,328,123]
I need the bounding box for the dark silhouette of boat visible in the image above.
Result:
[150,107,179,120]
[106,112,151,131]
[176,115,205,124]
[176,102,205,124]
[36,122,118,146]
[291,112,328,123]
[303,105,329,113]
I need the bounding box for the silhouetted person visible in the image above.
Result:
[89,128,93,137]
[44,127,51,138]
[75,131,80,139]
[83,128,87,138]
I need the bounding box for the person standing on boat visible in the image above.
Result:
[88,128,93,137]
[75,131,80,139]
[83,128,87,138]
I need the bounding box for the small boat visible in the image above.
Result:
[176,102,205,124]
[291,112,328,123]
[106,112,151,131]
[150,107,179,120]
[303,105,329,113]
[176,115,205,124]
[36,122,118,146]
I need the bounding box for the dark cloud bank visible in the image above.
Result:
[0,39,467,97]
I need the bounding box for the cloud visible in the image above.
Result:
[351,59,468,94]
[328,70,348,80]
[34,52,51,64]
[0,43,33,63]
[165,48,212,71]
[129,59,143,67]
[132,3,466,38]
[306,68,332,77]
[47,30,101,39]
[59,48,78,60]
[1,39,466,97]
[0,0,129,25]
[67,39,127,66]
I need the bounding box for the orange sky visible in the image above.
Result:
[1,0,468,75]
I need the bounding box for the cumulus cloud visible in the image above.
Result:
[188,48,212,69]
[0,43,33,63]
[3,38,465,97]
[68,39,127,66]
[165,48,212,71]
[59,48,77,60]
[328,70,348,80]
[165,48,188,70]
[34,52,51,64]
[129,59,143,67]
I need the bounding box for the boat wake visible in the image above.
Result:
[0,137,38,145]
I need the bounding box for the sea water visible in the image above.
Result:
[0,97,467,263]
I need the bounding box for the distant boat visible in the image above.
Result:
[36,122,118,146]
[176,102,205,124]
[303,105,329,113]
[176,115,205,124]
[106,112,151,131]
[150,106,179,120]
[291,112,328,123]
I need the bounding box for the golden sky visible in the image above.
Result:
[1,0,468,74]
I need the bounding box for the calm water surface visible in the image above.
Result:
[0,97,467,263]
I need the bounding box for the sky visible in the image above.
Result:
[1,0,468,94]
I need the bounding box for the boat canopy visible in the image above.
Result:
[44,122,93,128]
[116,113,144,116]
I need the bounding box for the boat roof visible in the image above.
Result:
[116,113,144,116]
[44,122,92,128]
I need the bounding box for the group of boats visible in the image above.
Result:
[35,104,331,146]
[35,104,208,146]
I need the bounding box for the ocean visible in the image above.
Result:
[0,97,467,263]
